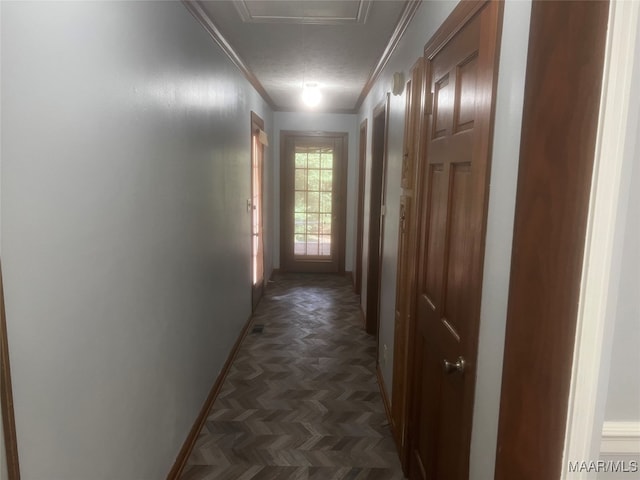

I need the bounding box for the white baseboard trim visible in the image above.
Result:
[601,421,640,455]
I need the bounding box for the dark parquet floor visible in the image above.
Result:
[180,273,405,480]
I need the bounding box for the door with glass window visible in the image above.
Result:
[251,112,265,311]
[280,132,347,273]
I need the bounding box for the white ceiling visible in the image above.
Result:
[188,0,414,112]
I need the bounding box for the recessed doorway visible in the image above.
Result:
[365,97,389,336]
[280,131,348,273]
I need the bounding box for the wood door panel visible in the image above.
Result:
[455,53,479,133]
[423,164,446,307]
[433,74,452,139]
[435,365,466,480]
[414,341,438,475]
[443,162,473,340]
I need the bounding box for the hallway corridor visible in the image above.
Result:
[181,273,404,480]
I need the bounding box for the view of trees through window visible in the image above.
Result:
[294,146,333,256]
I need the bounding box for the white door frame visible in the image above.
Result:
[562,0,640,477]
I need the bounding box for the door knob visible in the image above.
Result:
[443,356,466,374]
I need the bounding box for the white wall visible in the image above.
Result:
[1,2,273,479]
[356,1,532,479]
[272,112,358,272]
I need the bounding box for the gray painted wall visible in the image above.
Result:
[272,112,358,272]
[356,1,532,479]
[1,2,273,478]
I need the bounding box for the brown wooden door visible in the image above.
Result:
[365,98,389,335]
[251,112,265,311]
[354,120,367,295]
[280,132,347,273]
[409,2,502,479]
[392,57,424,470]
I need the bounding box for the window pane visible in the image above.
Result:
[319,235,331,255]
[306,240,319,256]
[320,170,332,191]
[321,153,333,169]
[321,214,332,234]
[294,234,306,255]
[307,169,320,191]
[295,169,307,191]
[306,213,319,234]
[294,192,306,213]
[294,212,306,233]
[308,153,320,168]
[320,192,332,213]
[295,153,307,168]
[307,192,319,213]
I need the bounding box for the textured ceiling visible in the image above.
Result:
[193,0,410,112]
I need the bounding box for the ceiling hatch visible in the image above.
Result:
[234,0,372,24]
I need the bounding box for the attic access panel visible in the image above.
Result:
[234,0,372,24]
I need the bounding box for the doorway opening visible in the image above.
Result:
[365,96,389,336]
[355,119,368,295]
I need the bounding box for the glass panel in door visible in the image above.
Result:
[293,145,334,258]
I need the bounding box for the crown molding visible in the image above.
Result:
[354,0,422,111]
[182,0,277,110]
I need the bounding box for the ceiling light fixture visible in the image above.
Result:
[302,83,321,108]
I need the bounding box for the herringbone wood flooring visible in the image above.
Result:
[180,273,405,480]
